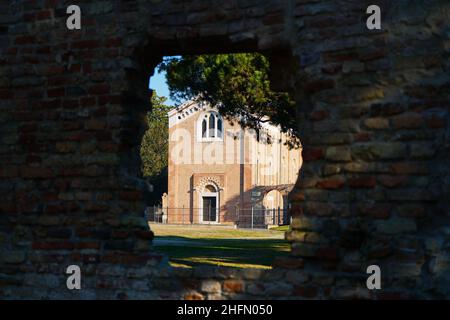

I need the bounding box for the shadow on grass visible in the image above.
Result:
[152,235,290,269]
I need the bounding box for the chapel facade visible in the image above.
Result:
[166,100,302,227]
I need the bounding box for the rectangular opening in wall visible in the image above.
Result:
[142,53,302,269]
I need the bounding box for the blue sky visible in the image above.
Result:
[149,69,178,107]
[149,56,186,107]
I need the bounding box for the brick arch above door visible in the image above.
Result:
[193,174,225,193]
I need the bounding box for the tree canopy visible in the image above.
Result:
[140,92,171,205]
[158,53,299,147]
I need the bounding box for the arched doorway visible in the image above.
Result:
[263,189,284,211]
[199,184,219,223]
[262,189,289,226]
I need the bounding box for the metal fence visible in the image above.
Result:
[145,206,290,229]
[236,208,290,229]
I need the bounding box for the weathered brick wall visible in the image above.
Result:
[287,0,450,298]
[0,0,448,299]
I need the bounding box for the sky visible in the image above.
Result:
[149,56,185,107]
[149,69,178,107]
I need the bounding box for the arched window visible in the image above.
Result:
[217,117,222,138]
[198,112,223,141]
[209,114,215,138]
[202,119,207,138]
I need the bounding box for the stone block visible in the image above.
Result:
[364,117,389,129]
[325,146,352,162]
[392,112,424,129]
[200,280,221,294]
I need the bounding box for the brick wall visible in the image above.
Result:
[0,0,448,299]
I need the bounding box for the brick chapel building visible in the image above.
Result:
[165,100,302,227]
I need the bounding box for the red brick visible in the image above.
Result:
[88,84,110,95]
[294,286,318,298]
[392,112,424,129]
[19,123,38,133]
[184,293,204,300]
[104,38,122,47]
[71,40,100,50]
[302,148,324,161]
[23,13,36,22]
[36,46,51,54]
[75,242,101,250]
[353,132,370,142]
[135,230,154,240]
[19,133,36,145]
[316,178,345,189]
[98,95,121,105]
[62,121,83,131]
[304,79,335,94]
[83,63,92,74]
[378,175,407,188]
[62,99,79,109]
[391,163,428,175]
[358,203,391,219]
[36,10,52,20]
[0,166,18,178]
[68,64,81,73]
[32,242,74,250]
[48,76,71,86]
[223,280,244,293]
[289,204,304,217]
[101,253,121,264]
[315,247,339,260]
[81,97,96,107]
[93,107,108,117]
[47,87,65,98]
[45,204,65,214]
[85,203,109,213]
[25,154,41,163]
[273,257,304,269]
[359,48,387,61]
[20,166,54,178]
[306,17,335,28]
[396,204,425,218]
[309,110,329,121]
[5,47,18,55]
[112,231,130,239]
[321,63,342,75]
[0,90,13,99]
[14,36,35,45]
[85,119,106,130]
[426,114,445,128]
[348,176,376,188]
[0,202,17,214]
[21,47,33,54]
[98,142,119,152]
[39,99,61,109]
[38,65,64,76]
[323,51,358,63]
[66,132,92,142]
[119,191,143,201]
[121,254,151,265]
[263,13,284,25]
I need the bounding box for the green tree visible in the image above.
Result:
[140,92,171,205]
[159,53,300,147]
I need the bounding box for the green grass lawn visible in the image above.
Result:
[150,224,290,269]
[269,225,290,232]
